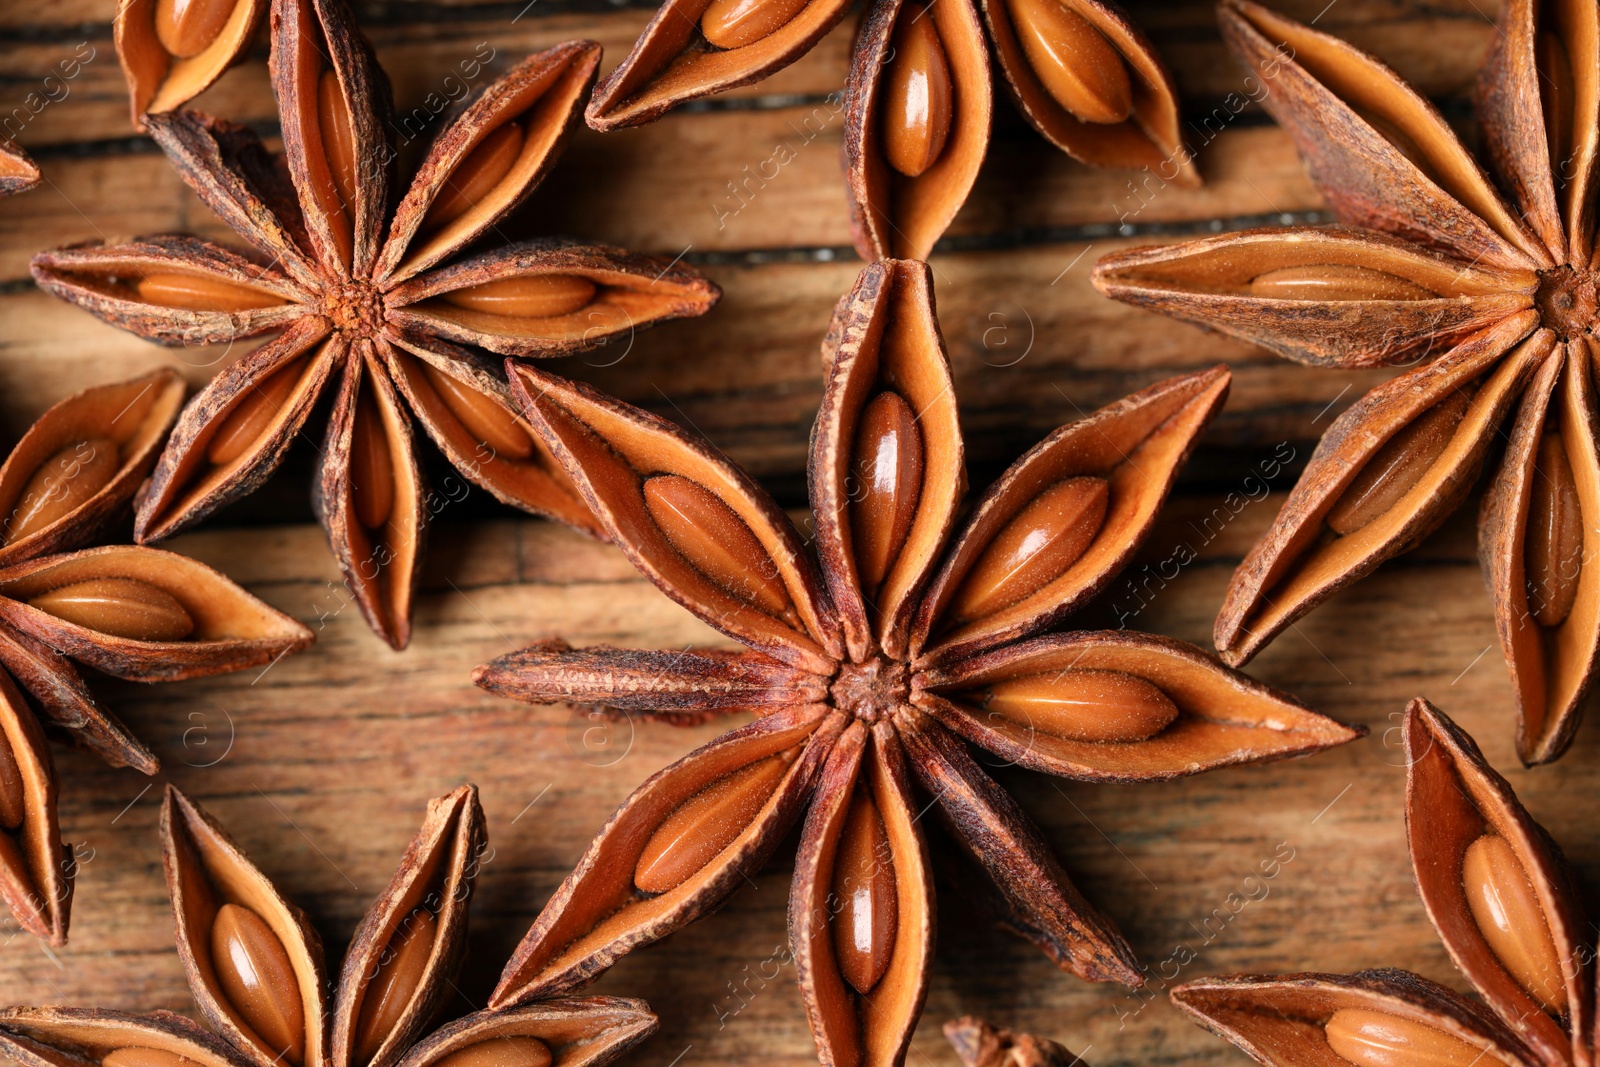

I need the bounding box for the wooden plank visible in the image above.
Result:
[0,494,1586,1066]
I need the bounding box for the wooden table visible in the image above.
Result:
[1,1,1593,1064]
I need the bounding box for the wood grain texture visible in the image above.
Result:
[0,1,1580,1066]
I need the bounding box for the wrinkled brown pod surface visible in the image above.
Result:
[115,0,267,125]
[943,1016,1088,1066]
[0,141,40,197]
[36,6,719,651]
[474,258,1359,1067]
[843,0,993,260]
[1169,699,1596,1067]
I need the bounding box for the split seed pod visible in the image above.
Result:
[0,140,40,197]
[944,1016,1088,1067]
[0,785,656,1067]
[115,0,267,125]
[1171,698,1597,1067]
[586,0,856,130]
[36,1,719,649]
[843,0,993,260]
[475,261,1361,1067]
[981,0,1195,182]
[1090,0,1600,763]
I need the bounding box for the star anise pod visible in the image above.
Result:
[35,0,720,649]
[471,258,1362,1064]
[944,1016,1087,1067]
[114,0,267,126]
[1173,698,1596,1067]
[1092,0,1600,764]
[0,371,312,945]
[590,0,1192,200]
[0,138,40,197]
[0,785,657,1067]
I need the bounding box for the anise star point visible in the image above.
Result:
[474,257,1362,1065]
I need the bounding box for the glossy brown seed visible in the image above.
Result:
[643,474,795,620]
[700,0,812,48]
[350,391,395,532]
[421,363,536,461]
[1248,265,1437,302]
[1537,32,1573,172]
[154,0,236,58]
[949,476,1109,621]
[1527,432,1583,628]
[353,908,438,1064]
[433,1038,552,1067]
[850,391,925,596]
[103,1049,201,1067]
[1325,389,1472,536]
[0,731,24,831]
[208,359,305,466]
[1324,1008,1492,1067]
[976,668,1179,743]
[880,2,954,178]
[211,902,307,1065]
[4,438,120,545]
[1461,833,1566,1012]
[635,749,797,894]
[28,577,196,641]
[438,275,597,319]
[422,123,526,232]
[830,788,897,994]
[1006,0,1131,124]
[318,71,359,214]
[137,273,286,312]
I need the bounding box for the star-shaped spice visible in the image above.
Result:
[0,371,312,945]
[0,785,657,1067]
[471,259,1361,1064]
[1173,698,1596,1067]
[35,0,719,649]
[944,1016,1088,1067]
[1093,0,1600,764]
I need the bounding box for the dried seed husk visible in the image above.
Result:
[982,0,1196,183]
[115,0,266,126]
[1091,228,1537,368]
[584,0,853,131]
[896,709,1139,985]
[135,323,337,544]
[0,627,156,773]
[912,365,1229,664]
[271,0,391,275]
[917,631,1362,780]
[491,706,843,1005]
[1218,0,1548,272]
[0,671,69,945]
[1477,0,1600,264]
[393,999,657,1067]
[505,364,841,673]
[315,349,423,651]
[388,241,720,359]
[473,641,827,721]
[30,238,306,348]
[790,724,932,1067]
[1171,971,1529,1067]
[844,0,992,260]
[384,339,600,536]
[1215,318,1547,668]
[0,371,185,565]
[811,261,964,662]
[943,1017,1085,1067]
[0,1007,256,1067]
[0,545,313,680]
[0,141,40,196]
[378,44,601,283]
[161,786,327,1067]
[1403,699,1590,1061]
[1479,340,1600,765]
[332,786,486,1067]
